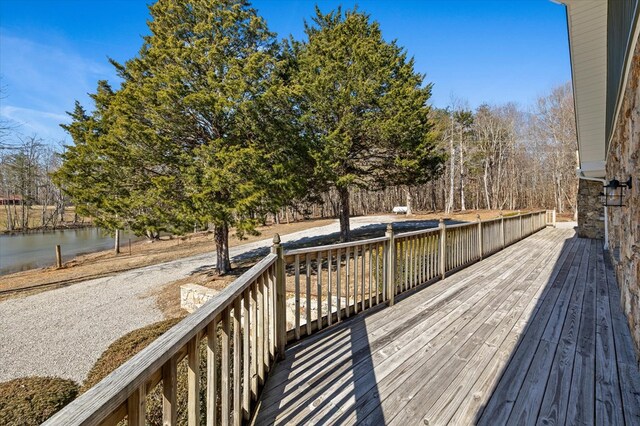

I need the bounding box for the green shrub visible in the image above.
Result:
[82,317,183,392]
[0,376,79,425]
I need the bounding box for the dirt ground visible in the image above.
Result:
[0,209,554,311]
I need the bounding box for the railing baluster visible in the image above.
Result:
[336,248,342,322]
[439,220,446,279]
[262,274,270,371]
[127,384,145,426]
[353,246,359,314]
[403,239,409,291]
[242,289,251,420]
[345,246,350,317]
[385,224,395,306]
[294,255,300,341]
[305,254,312,334]
[368,243,373,309]
[375,243,381,305]
[163,356,177,426]
[317,251,323,330]
[417,236,421,285]
[409,237,414,288]
[406,238,411,290]
[458,229,461,267]
[425,236,430,280]
[459,229,463,266]
[327,250,333,326]
[233,298,242,426]
[256,279,264,386]
[188,336,201,426]
[361,245,366,311]
[250,283,257,399]
[207,318,218,426]
[421,236,426,284]
[222,307,231,426]
[433,234,437,279]
[411,236,416,287]
[269,267,275,362]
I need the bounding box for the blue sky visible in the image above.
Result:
[0,0,571,144]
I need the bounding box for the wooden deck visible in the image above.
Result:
[253,228,640,425]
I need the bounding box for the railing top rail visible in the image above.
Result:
[444,222,477,230]
[285,210,548,256]
[394,226,440,239]
[481,217,502,224]
[44,253,278,426]
[285,236,389,256]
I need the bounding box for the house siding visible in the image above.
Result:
[607,0,639,144]
[607,32,640,359]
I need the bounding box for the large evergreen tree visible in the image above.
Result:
[293,8,443,241]
[57,0,309,274]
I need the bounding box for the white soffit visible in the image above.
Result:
[562,0,607,178]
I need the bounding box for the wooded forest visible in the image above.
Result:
[0,0,578,273]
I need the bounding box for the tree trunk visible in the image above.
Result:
[406,192,413,216]
[215,222,231,275]
[483,162,491,210]
[21,203,27,230]
[58,196,65,223]
[459,128,466,211]
[446,135,455,214]
[338,186,351,242]
[114,229,120,254]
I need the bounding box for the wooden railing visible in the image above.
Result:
[44,243,286,426]
[45,210,553,425]
[281,210,552,345]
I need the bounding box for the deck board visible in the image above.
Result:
[253,228,640,425]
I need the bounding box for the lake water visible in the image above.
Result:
[0,228,140,275]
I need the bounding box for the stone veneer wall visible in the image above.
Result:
[607,35,640,359]
[577,179,605,239]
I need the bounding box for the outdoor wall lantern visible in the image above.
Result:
[600,177,632,207]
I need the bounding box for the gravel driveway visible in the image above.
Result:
[0,215,422,384]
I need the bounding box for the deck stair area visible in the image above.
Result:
[44,211,640,426]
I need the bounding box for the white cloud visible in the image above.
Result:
[0,105,70,142]
[0,30,120,143]
[1,32,115,101]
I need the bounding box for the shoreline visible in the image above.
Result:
[1,222,94,235]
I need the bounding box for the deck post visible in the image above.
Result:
[552,209,556,227]
[499,213,505,249]
[55,245,62,268]
[271,234,286,360]
[477,214,483,260]
[385,224,395,306]
[439,219,446,279]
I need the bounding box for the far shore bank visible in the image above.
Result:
[1,221,94,235]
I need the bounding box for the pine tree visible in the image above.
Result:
[58,0,308,274]
[293,7,443,241]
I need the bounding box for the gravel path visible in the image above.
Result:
[0,215,413,384]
